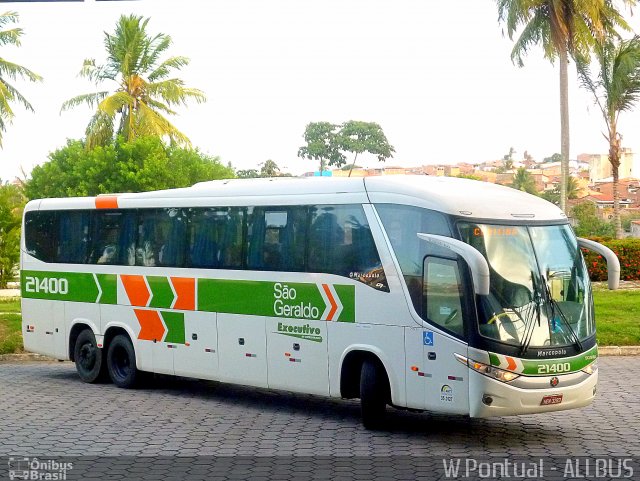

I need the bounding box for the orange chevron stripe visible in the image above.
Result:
[171,277,195,310]
[505,356,517,371]
[121,275,150,307]
[135,309,166,341]
[322,284,338,321]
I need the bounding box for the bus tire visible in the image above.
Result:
[107,334,139,389]
[360,359,389,430]
[74,329,107,383]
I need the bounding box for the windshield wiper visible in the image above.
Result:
[542,279,583,352]
[519,272,542,357]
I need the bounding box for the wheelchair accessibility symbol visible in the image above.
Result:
[423,331,434,346]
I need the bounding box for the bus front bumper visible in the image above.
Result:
[468,368,598,418]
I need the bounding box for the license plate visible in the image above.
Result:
[541,394,563,406]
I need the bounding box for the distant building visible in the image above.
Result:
[580,148,639,182]
[631,220,640,238]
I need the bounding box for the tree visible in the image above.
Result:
[0,181,24,288]
[0,11,42,148]
[571,201,615,237]
[61,14,205,149]
[236,159,291,178]
[496,0,635,213]
[25,136,234,199]
[543,152,563,163]
[297,122,345,173]
[577,35,640,239]
[541,175,580,204]
[503,146,516,161]
[337,121,395,177]
[510,167,537,194]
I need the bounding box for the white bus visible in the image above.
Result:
[21,176,619,428]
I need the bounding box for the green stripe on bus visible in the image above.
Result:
[21,271,98,302]
[21,270,357,322]
[96,274,117,304]
[334,284,355,323]
[148,276,174,309]
[161,311,185,344]
[520,345,598,375]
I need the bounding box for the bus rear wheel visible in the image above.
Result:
[360,359,389,430]
[107,334,140,389]
[74,329,107,383]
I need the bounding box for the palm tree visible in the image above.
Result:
[510,167,538,194]
[495,0,635,213]
[0,11,42,148]
[577,35,640,238]
[62,14,205,148]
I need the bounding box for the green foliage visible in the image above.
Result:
[298,120,394,175]
[571,202,616,238]
[509,167,537,194]
[583,238,640,281]
[456,173,482,181]
[24,136,234,199]
[61,14,205,148]
[0,182,24,288]
[577,35,640,238]
[297,122,346,172]
[496,0,633,66]
[621,212,640,231]
[543,153,563,163]
[0,11,42,147]
[236,159,290,179]
[540,176,580,204]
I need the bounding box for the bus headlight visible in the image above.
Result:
[469,360,520,383]
[581,360,598,375]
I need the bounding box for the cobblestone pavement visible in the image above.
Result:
[0,359,638,480]
[0,358,638,458]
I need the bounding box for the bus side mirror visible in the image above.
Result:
[577,237,620,290]
[417,233,490,296]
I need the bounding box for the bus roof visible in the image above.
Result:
[29,175,566,222]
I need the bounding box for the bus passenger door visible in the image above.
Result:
[420,256,470,415]
[266,318,329,395]
[217,314,268,388]
[173,312,218,380]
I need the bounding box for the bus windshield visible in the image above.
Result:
[458,223,594,350]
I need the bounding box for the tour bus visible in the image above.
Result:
[20,176,619,428]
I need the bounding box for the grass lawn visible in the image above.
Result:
[0,298,23,355]
[594,289,640,346]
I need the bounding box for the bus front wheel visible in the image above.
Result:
[74,329,107,383]
[360,359,389,429]
[107,334,140,389]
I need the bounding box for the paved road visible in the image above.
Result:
[0,358,638,479]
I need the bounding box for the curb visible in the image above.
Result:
[0,353,58,362]
[598,346,640,356]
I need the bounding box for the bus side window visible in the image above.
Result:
[24,210,58,263]
[308,204,387,291]
[137,208,187,267]
[57,210,90,264]
[246,207,306,272]
[90,211,136,266]
[423,256,465,337]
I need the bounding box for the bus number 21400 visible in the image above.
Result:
[24,276,69,295]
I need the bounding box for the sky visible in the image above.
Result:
[1,0,640,181]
